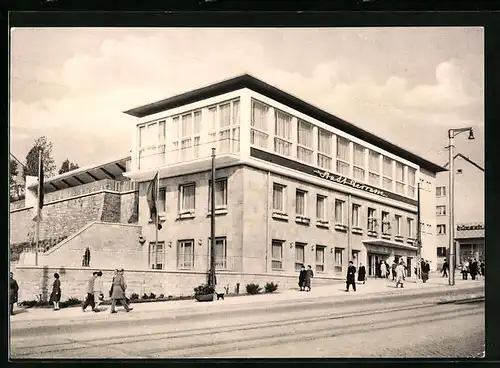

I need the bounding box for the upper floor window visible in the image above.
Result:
[407,218,414,238]
[250,100,269,149]
[395,215,402,236]
[367,207,377,231]
[437,224,446,235]
[158,187,166,213]
[368,150,381,186]
[335,199,345,225]
[297,120,314,164]
[336,137,350,176]
[317,128,333,170]
[382,156,393,191]
[208,178,228,210]
[272,183,286,213]
[436,205,446,216]
[436,186,446,197]
[408,167,416,198]
[352,204,361,228]
[353,144,365,182]
[296,189,307,217]
[274,110,293,157]
[316,195,327,222]
[395,162,405,195]
[179,183,196,213]
[381,211,390,234]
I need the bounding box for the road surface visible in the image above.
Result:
[10,296,484,359]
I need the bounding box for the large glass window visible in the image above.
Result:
[336,137,350,176]
[297,120,314,164]
[138,120,166,170]
[317,128,333,170]
[274,110,293,156]
[383,156,393,191]
[208,99,240,154]
[353,143,366,181]
[395,162,405,194]
[368,150,381,186]
[250,100,269,149]
[408,168,417,198]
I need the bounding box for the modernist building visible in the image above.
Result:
[124,74,446,280]
[435,153,484,270]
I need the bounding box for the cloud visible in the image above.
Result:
[10,31,483,169]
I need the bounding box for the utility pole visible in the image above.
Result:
[416,181,422,282]
[209,148,216,289]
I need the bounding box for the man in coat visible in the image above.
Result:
[469,258,478,280]
[82,272,99,312]
[304,265,314,292]
[111,269,133,313]
[9,272,19,316]
[395,260,405,288]
[298,265,307,291]
[346,261,356,292]
[442,258,449,278]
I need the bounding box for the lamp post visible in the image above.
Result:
[448,127,475,286]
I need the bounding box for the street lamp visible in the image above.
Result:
[448,127,475,286]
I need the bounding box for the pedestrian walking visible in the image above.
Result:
[391,261,397,281]
[470,258,478,280]
[49,273,61,311]
[298,265,307,291]
[442,259,449,278]
[346,261,357,292]
[110,269,133,313]
[462,260,469,280]
[9,272,19,316]
[421,260,429,283]
[480,260,485,279]
[358,263,366,284]
[93,271,104,309]
[304,265,314,292]
[381,261,387,279]
[384,261,391,278]
[375,261,381,279]
[82,272,99,312]
[395,260,405,288]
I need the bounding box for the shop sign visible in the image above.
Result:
[456,224,484,231]
[250,147,418,206]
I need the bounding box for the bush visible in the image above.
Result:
[158,294,165,299]
[246,283,262,295]
[130,293,140,301]
[142,293,149,300]
[264,282,279,293]
[194,284,215,296]
[18,300,41,308]
[60,298,82,308]
[149,292,156,299]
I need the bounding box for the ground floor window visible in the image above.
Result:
[334,248,344,273]
[149,242,165,269]
[177,239,194,269]
[271,240,283,270]
[437,247,447,257]
[209,237,227,269]
[316,246,325,272]
[295,243,306,271]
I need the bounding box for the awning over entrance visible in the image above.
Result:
[363,239,418,254]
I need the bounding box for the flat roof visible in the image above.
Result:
[124,74,447,173]
[28,156,131,192]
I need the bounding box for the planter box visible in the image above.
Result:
[195,294,214,302]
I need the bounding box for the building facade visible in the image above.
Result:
[124,74,445,281]
[435,154,485,270]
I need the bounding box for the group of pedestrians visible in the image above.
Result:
[82,269,133,313]
[459,258,485,280]
[298,265,314,292]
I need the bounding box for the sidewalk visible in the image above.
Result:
[10,275,484,327]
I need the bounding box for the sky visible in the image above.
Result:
[10,27,484,173]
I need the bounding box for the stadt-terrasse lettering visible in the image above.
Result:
[313,169,389,198]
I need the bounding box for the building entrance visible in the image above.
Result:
[368,253,386,277]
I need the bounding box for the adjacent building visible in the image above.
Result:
[124,74,446,280]
[435,153,485,270]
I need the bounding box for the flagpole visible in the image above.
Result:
[35,151,42,267]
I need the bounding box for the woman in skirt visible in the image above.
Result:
[49,273,61,311]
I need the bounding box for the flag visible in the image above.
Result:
[146,172,162,230]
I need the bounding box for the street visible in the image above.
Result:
[10,288,484,359]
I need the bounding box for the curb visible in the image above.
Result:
[10,285,484,335]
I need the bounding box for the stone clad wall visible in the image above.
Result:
[10,188,139,246]
[14,265,340,302]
